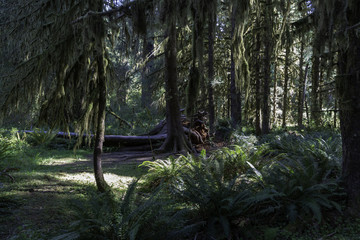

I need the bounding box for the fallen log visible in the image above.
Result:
[22,130,166,147]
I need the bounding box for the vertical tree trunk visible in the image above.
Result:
[141,32,154,109]
[337,0,360,215]
[91,0,109,192]
[160,0,192,153]
[186,4,204,119]
[311,30,321,126]
[282,38,290,128]
[272,63,277,127]
[230,6,241,128]
[208,7,216,135]
[255,31,261,136]
[297,38,305,128]
[262,0,273,134]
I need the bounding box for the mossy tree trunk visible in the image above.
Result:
[207,5,216,135]
[159,0,192,153]
[91,0,109,192]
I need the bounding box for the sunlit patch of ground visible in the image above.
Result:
[57,172,134,189]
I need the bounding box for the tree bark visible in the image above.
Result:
[282,36,291,128]
[255,30,262,136]
[141,31,154,109]
[91,0,109,192]
[207,7,216,135]
[159,0,192,153]
[297,37,305,128]
[337,0,360,215]
[230,5,241,128]
[186,3,204,119]
[262,0,273,134]
[311,28,322,126]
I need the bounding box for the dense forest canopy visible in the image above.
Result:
[1,0,360,218]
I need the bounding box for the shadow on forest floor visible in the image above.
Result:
[0,149,173,240]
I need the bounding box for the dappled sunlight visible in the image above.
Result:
[56,172,134,189]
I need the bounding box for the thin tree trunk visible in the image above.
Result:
[141,31,154,109]
[93,53,109,192]
[91,0,109,192]
[282,39,290,128]
[272,63,277,127]
[311,30,321,126]
[297,38,305,128]
[255,30,261,136]
[208,7,216,135]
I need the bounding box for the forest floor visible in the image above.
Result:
[0,148,174,240]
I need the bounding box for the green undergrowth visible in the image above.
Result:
[0,129,144,240]
[56,129,360,240]
[1,128,360,239]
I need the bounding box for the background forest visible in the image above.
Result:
[1,0,360,239]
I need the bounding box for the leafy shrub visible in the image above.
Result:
[139,154,200,191]
[171,155,254,239]
[27,129,57,147]
[250,156,343,225]
[54,183,181,240]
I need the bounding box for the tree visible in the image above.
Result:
[261,0,274,134]
[158,0,192,153]
[0,0,133,192]
[335,0,360,215]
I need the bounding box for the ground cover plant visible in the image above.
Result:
[1,127,360,239]
[9,129,350,240]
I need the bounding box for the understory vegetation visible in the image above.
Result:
[2,127,359,239]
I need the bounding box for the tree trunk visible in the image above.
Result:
[159,0,192,153]
[282,38,290,128]
[311,29,322,126]
[141,31,154,109]
[255,30,261,136]
[272,63,277,127]
[91,0,109,192]
[337,0,360,215]
[186,4,204,119]
[230,6,241,128]
[262,0,273,135]
[297,38,305,128]
[207,7,216,135]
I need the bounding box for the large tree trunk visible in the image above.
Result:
[159,0,192,153]
[337,0,360,215]
[186,3,204,119]
[261,0,273,135]
[91,0,109,192]
[207,6,216,135]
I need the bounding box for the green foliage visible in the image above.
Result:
[171,155,252,239]
[139,156,185,190]
[27,129,57,147]
[54,182,180,240]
